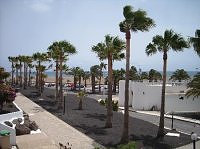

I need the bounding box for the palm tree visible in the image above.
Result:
[119,5,155,143]
[17,55,23,87]
[99,62,107,93]
[190,29,200,57]
[76,67,84,91]
[71,67,81,91]
[47,43,60,102]
[148,69,162,82]
[92,35,125,128]
[129,66,139,81]
[90,65,100,94]
[8,56,15,85]
[33,52,49,94]
[170,69,190,82]
[28,62,34,87]
[57,41,76,109]
[146,29,188,138]
[82,71,90,88]
[113,69,122,93]
[77,91,86,110]
[186,72,200,98]
[140,72,148,80]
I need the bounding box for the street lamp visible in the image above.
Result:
[63,92,67,115]
[191,132,198,149]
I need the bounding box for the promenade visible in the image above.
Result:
[14,93,103,149]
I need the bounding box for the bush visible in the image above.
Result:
[112,100,118,111]
[117,141,136,149]
[98,98,118,111]
[99,99,106,106]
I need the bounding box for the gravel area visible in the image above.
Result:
[21,87,192,149]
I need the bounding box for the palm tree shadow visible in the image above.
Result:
[130,134,171,149]
[74,124,107,135]
[85,113,106,121]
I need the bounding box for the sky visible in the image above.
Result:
[0,0,199,72]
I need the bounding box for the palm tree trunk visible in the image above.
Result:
[91,75,95,93]
[157,51,167,138]
[11,62,14,85]
[28,67,31,86]
[99,75,101,93]
[79,76,81,91]
[19,62,22,87]
[121,31,130,143]
[55,60,59,104]
[16,68,19,85]
[105,53,113,128]
[23,62,26,89]
[36,69,38,88]
[59,58,63,109]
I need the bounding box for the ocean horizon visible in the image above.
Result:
[41,71,199,78]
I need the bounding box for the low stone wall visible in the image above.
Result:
[0,102,23,123]
[0,102,23,146]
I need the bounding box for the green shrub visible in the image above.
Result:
[99,99,106,106]
[117,141,136,149]
[112,100,118,111]
[99,98,118,111]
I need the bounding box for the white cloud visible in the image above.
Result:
[26,0,54,13]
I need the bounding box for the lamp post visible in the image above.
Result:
[191,132,198,149]
[63,92,67,115]
[171,111,175,130]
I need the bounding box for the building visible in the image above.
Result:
[119,80,200,113]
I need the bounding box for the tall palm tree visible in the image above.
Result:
[92,35,125,128]
[119,5,155,143]
[99,62,107,93]
[49,41,76,109]
[186,72,200,98]
[33,52,49,94]
[170,69,190,82]
[146,29,188,138]
[47,43,60,102]
[190,29,200,57]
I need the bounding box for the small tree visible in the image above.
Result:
[77,91,86,110]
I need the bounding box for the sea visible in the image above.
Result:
[41,71,198,78]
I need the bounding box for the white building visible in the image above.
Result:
[119,80,200,113]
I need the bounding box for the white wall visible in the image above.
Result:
[132,82,161,110]
[0,102,23,145]
[0,123,16,145]
[165,94,200,112]
[118,80,133,106]
[119,80,200,113]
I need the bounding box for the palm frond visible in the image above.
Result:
[146,43,157,56]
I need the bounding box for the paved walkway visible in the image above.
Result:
[15,93,103,149]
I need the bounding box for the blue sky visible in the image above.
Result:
[0,0,199,72]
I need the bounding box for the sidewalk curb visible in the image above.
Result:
[119,107,200,125]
